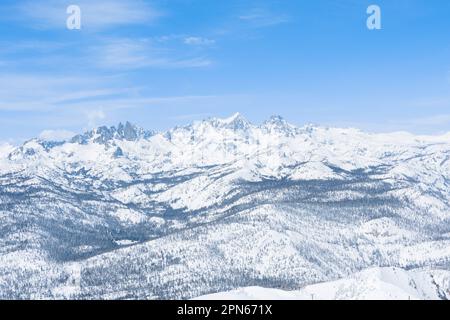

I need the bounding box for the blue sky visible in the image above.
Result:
[0,0,450,142]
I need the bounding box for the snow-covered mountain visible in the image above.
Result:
[0,143,14,159]
[195,267,450,300]
[0,114,449,299]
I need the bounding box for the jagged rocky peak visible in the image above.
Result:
[204,112,252,131]
[263,115,288,127]
[71,122,155,144]
[113,146,124,158]
[201,113,299,135]
[261,115,298,136]
[117,121,149,141]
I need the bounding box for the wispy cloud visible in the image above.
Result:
[85,109,106,128]
[93,38,212,70]
[0,40,67,54]
[238,8,290,28]
[0,74,132,111]
[60,95,223,112]
[0,37,213,72]
[0,71,224,128]
[16,0,161,30]
[184,37,216,46]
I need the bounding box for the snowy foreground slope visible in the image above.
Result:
[0,114,450,299]
[195,267,450,300]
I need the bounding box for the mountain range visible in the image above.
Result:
[0,114,449,299]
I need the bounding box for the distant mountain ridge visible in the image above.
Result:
[70,121,155,144]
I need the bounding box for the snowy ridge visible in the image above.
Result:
[0,143,14,159]
[0,114,449,299]
[195,267,450,300]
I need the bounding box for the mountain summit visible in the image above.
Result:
[70,121,155,145]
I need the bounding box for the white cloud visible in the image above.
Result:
[184,37,216,46]
[86,109,106,128]
[39,129,75,141]
[0,71,222,114]
[0,74,130,111]
[61,95,222,112]
[17,0,160,30]
[238,8,290,27]
[0,36,212,73]
[94,38,212,69]
[168,58,213,68]
[95,39,154,68]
